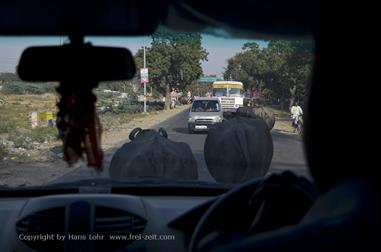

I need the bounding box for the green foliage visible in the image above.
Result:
[134,27,208,96]
[0,72,20,82]
[1,81,56,95]
[8,127,57,149]
[10,135,33,149]
[0,121,14,134]
[0,141,8,159]
[0,72,57,94]
[186,82,212,97]
[224,40,314,109]
[114,101,143,114]
[98,81,133,92]
[28,127,58,143]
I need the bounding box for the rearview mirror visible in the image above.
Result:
[17,44,136,82]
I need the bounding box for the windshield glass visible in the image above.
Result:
[191,100,220,112]
[0,33,314,189]
[212,88,227,97]
[228,88,243,97]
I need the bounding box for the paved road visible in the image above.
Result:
[52,109,310,184]
[151,110,310,181]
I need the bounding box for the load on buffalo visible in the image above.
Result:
[204,117,273,183]
[109,128,198,180]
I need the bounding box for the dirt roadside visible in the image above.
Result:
[269,107,297,134]
[101,105,190,149]
[0,105,190,187]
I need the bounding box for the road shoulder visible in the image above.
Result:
[0,105,190,187]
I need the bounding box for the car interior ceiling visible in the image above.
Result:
[0,0,379,252]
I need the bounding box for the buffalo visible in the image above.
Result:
[204,117,273,183]
[236,106,276,130]
[109,128,198,180]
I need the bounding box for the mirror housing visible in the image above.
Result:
[17,44,136,82]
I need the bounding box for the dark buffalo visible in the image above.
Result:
[204,117,273,183]
[236,106,276,130]
[109,128,198,180]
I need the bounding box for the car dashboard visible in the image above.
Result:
[0,193,217,252]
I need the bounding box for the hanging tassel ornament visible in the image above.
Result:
[56,81,103,171]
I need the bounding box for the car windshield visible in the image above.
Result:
[0,32,314,189]
[191,100,220,112]
[228,88,243,97]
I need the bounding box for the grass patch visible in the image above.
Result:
[268,107,291,119]
[99,112,147,131]
[0,142,8,159]
[7,127,58,149]
[0,94,59,151]
[28,127,58,143]
[266,107,296,133]
[1,81,57,95]
[0,120,14,134]
[0,104,30,134]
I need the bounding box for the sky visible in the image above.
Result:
[0,35,266,77]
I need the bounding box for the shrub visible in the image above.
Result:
[95,91,117,99]
[0,141,8,159]
[11,135,33,149]
[29,127,58,143]
[2,81,56,95]
[0,121,14,134]
[2,81,26,94]
[7,127,58,150]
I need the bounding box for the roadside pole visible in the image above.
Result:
[143,46,147,113]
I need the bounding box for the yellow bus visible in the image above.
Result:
[212,81,244,111]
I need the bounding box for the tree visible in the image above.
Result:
[224,40,313,110]
[134,27,208,109]
[224,42,269,92]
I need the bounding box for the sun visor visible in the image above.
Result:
[0,0,160,36]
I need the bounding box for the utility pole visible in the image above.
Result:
[143,46,147,113]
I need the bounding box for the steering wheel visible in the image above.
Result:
[188,178,264,252]
[188,172,317,252]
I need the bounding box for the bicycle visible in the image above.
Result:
[291,115,303,136]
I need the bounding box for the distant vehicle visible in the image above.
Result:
[188,97,223,133]
[212,81,244,112]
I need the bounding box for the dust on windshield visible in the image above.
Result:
[0,32,314,188]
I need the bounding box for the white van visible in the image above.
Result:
[188,97,224,133]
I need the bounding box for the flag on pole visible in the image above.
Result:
[140,68,148,84]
